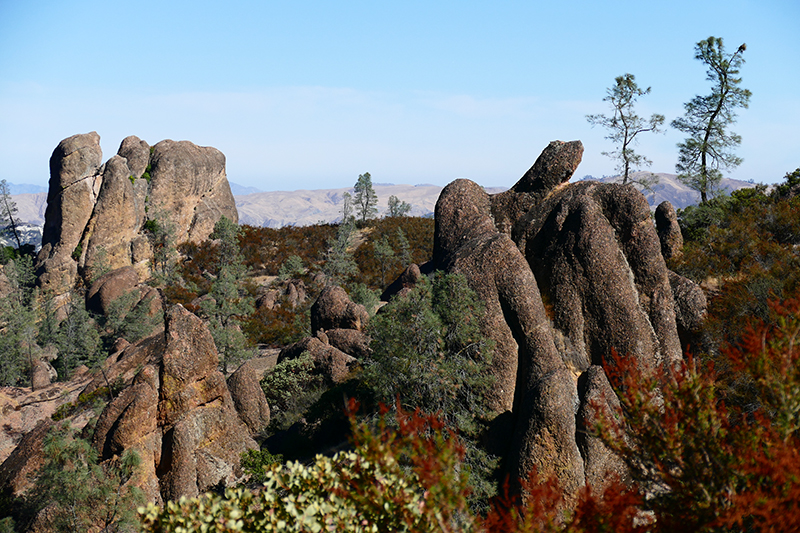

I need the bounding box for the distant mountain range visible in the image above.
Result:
[577,172,757,211]
[234,184,507,227]
[4,175,756,237]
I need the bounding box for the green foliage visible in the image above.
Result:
[586,73,665,188]
[353,172,378,222]
[0,178,22,249]
[773,167,800,199]
[0,256,38,387]
[29,423,143,532]
[362,272,497,506]
[387,194,412,217]
[71,242,83,261]
[139,403,473,533]
[51,385,112,421]
[101,290,163,351]
[201,217,255,373]
[347,283,380,316]
[239,448,284,485]
[352,217,434,290]
[260,351,324,432]
[672,36,751,203]
[672,184,800,345]
[372,234,395,287]
[322,220,359,286]
[143,209,178,285]
[277,254,304,280]
[53,292,102,379]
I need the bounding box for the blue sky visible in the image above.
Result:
[1,0,798,191]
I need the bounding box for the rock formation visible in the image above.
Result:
[655,200,683,261]
[427,140,707,501]
[90,304,257,503]
[35,132,237,297]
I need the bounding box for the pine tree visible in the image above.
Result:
[0,179,22,249]
[353,172,378,222]
[586,73,665,189]
[201,216,254,373]
[387,195,411,217]
[672,37,751,203]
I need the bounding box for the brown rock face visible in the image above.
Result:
[86,266,140,315]
[424,140,705,503]
[91,305,256,504]
[36,132,103,294]
[227,360,271,436]
[655,201,683,261]
[310,286,369,333]
[433,177,585,498]
[278,336,356,385]
[148,139,237,244]
[35,133,237,297]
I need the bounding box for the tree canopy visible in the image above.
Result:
[672,36,751,203]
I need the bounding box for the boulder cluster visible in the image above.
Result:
[429,140,706,499]
[35,132,237,299]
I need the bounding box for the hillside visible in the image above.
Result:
[234,184,507,227]
[580,172,756,210]
[8,176,753,232]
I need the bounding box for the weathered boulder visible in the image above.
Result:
[655,201,683,261]
[278,336,356,385]
[515,180,683,376]
[91,305,257,504]
[82,155,140,275]
[147,139,237,244]
[669,271,708,353]
[325,328,372,359]
[491,140,584,236]
[86,266,140,315]
[227,360,271,436]
[576,365,628,492]
[36,132,103,294]
[433,178,585,497]
[0,420,54,497]
[310,286,369,333]
[423,139,705,503]
[35,133,238,297]
[30,360,56,391]
[380,262,425,301]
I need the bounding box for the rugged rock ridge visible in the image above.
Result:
[0,304,262,508]
[91,304,258,504]
[430,140,707,499]
[35,132,237,297]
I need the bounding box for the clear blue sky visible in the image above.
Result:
[1,0,798,191]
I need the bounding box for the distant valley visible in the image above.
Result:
[6,174,755,238]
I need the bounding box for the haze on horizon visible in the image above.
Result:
[1,0,798,192]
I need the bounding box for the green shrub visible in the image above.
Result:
[261,351,324,432]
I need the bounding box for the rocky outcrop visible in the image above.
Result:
[433,177,585,498]
[310,286,369,333]
[278,335,356,385]
[227,360,271,436]
[655,201,683,261]
[424,140,706,503]
[91,304,257,504]
[35,133,237,297]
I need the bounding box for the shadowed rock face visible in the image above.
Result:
[35,133,237,297]
[428,140,706,502]
[91,305,257,504]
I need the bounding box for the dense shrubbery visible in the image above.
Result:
[142,295,800,532]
